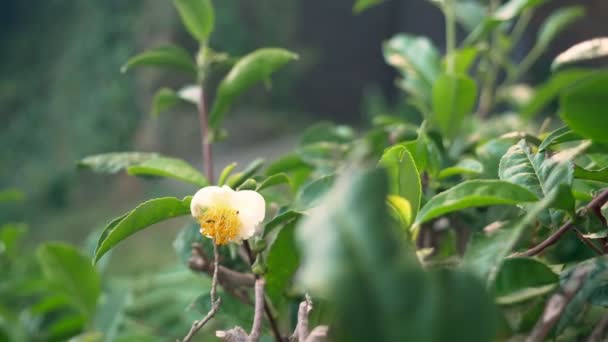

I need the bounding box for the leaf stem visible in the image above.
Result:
[198,87,214,183]
[444,0,456,74]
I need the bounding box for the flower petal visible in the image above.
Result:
[228,190,266,239]
[190,186,234,218]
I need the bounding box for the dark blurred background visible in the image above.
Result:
[1,0,604,271]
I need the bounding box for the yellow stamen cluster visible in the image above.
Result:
[199,205,241,245]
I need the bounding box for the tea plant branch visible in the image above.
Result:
[198,87,214,183]
[249,278,266,342]
[181,243,222,342]
[290,295,313,342]
[189,242,256,288]
[587,314,608,342]
[572,227,604,256]
[527,265,590,342]
[517,188,608,257]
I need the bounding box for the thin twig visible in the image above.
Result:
[527,266,590,342]
[198,87,214,183]
[293,295,313,342]
[573,228,604,256]
[587,314,608,342]
[181,243,222,342]
[189,243,256,288]
[249,279,266,342]
[517,189,608,257]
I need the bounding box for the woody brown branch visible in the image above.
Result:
[189,242,256,288]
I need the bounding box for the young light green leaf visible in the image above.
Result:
[538,126,583,152]
[387,195,413,230]
[499,140,574,214]
[37,243,101,318]
[78,152,160,174]
[415,180,538,225]
[126,156,208,187]
[94,197,191,263]
[173,0,214,43]
[560,72,608,144]
[537,6,585,51]
[218,162,237,186]
[553,38,608,70]
[226,158,265,189]
[431,73,477,138]
[353,0,385,13]
[121,45,196,76]
[494,258,558,305]
[378,145,421,219]
[209,48,298,128]
[438,158,484,179]
[256,173,290,192]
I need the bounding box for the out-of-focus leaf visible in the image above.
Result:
[387,195,413,230]
[494,258,558,305]
[432,73,477,138]
[293,175,335,211]
[454,1,485,31]
[126,157,207,187]
[209,48,298,128]
[537,6,585,51]
[150,86,200,116]
[94,197,191,263]
[299,121,355,146]
[574,165,608,183]
[438,158,484,179]
[444,47,479,74]
[121,45,196,75]
[218,162,237,186]
[353,0,385,13]
[378,145,421,219]
[265,154,310,176]
[263,210,302,238]
[0,188,25,204]
[226,158,264,189]
[256,173,290,191]
[77,152,159,174]
[37,243,101,318]
[560,71,608,144]
[0,223,27,257]
[499,140,574,216]
[93,285,131,342]
[296,168,498,341]
[493,0,547,21]
[173,0,214,43]
[173,222,203,263]
[265,220,299,307]
[415,180,538,225]
[553,38,608,70]
[538,126,583,151]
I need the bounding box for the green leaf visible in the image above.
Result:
[150,86,200,116]
[438,158,484,179]
[560,71,608,144]
[265,154,310,176]
[93,285,131,342]
[415,180,538,225]
[574,165,608,183]
[121,45,196,75]
[218,162,237,186]
[263,210,302,238]
[293,175,335,211]
[443,47,479,74]
[299,121,354,146]
[378,145,421,219]
[226,158,265,189]
[493,0,547,21]
[431,73,477,138]
[209,48,298,128]
[37,243,101,318]
[387,195,413,230]
[499,140,574,213]
[173,222,203,263]
[538,126,583,152]
[494,258,558,305]
[256,173,290,191]
[463,194,556,286]
[265,220,299,307]
[78,152,159,174]
[353,0,385,13]
[0,188,25,204]
[522,69,596,118]
[0,223,27,257]
[94,197,191,263]
[173,0,214,43]
[537,6,585,51]
[553,37,608,70]
[126,156,207,187]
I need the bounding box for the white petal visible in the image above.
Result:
[227,190,265,239]
[190,186,234,218]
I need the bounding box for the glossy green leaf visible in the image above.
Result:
[265,220,299,307]
[574,165,608,183]
[499,140,574,213]
[553,37,608,70]
[37,243,101,318]
[78,152,159,174]
[209,48,298,128]
[353,0,385,13]
[218,162,237,186]
[415,180,538,225]
[127,156,207,187]
[94,197,191,263]
[494,258,558,305]
[378,145,421,219]
[538,126,583,152]
[537,6,585,51]
[121,45,196,75]
[256,173,290,191]
[438,158,484,179]
[560,72,608,144]
[432,73,477,138]
[173,0,214,43]
[226,158,264,189]
[293,175,335,211]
